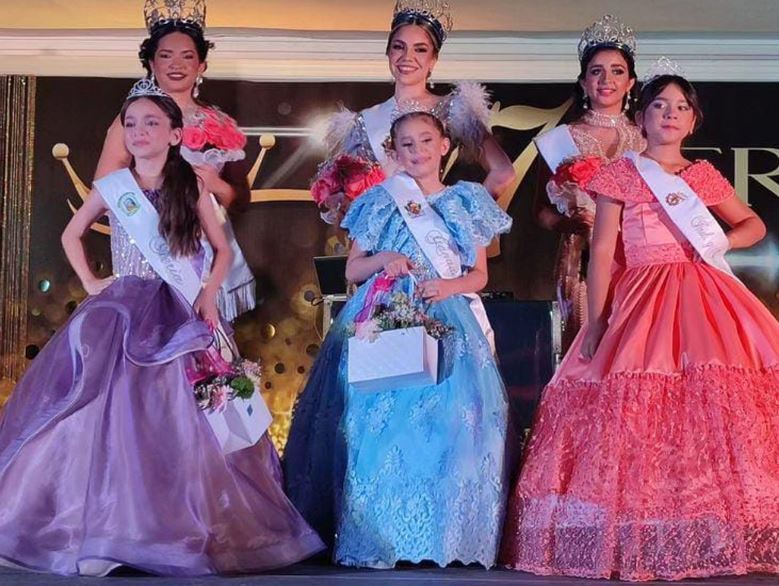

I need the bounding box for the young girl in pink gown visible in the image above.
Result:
[501,70,779,581]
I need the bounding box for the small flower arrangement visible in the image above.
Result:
[310,154,386,224]
[351,291,452,342]
[547,155,603,216]
[186,330,261,413]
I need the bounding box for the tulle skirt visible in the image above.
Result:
[501,258,779,581]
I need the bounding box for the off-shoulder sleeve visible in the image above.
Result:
[683,160,737,206]
[445,81,492,162]
[432,181,513,267]
[340,185,398,253]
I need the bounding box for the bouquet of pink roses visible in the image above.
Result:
[181,107,247,169]
[310,154,386,224]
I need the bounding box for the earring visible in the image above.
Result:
[623,97,630,113]
[193,75,203,99]
[150,72,157,86]
[428,73,435,90]
[583,96,590,110]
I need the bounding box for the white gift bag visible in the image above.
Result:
[204,391,273,454]
[347,325,439,392]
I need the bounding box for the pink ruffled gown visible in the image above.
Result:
[501,157,779,581]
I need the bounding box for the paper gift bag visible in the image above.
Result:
[347,325,438,392]
[205,391,273,454]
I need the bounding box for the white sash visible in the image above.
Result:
[95,169,204,304]
[534,125,580,172]
[384,173,496,352]
[362,98,395,166]
[626,152,736,278]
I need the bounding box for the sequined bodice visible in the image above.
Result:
[569,119,645,162]
[109,189,160,279]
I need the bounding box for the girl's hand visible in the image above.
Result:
[83,276,116,296]
[418,279,455,303]
[194,290,220,329]
[381,252,413,277]
[579,319,607,362]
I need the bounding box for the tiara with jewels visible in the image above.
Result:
[642,56,686,84]
[127,77,170,100]
[143,0,207,34]
[390,99,445,126]
[392,0,454,47]
[577,14,637,62]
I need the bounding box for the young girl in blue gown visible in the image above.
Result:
[290,109,512,568]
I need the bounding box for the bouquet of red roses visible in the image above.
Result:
[547,155,602,217]
[310,154,386,224]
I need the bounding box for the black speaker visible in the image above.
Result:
[485,299,560,430]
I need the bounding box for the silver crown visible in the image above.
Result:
[127,78,170,100]
[143,0,207,34]
[393,0,454,42]
[390,99,444,126]
[578,14,637,61]
[642,56,686,84]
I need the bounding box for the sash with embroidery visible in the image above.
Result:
[95,169,204,305]
[361,98,396,167]
[383,173,496,351]
[534,125,580,172]
[625,151,736,279]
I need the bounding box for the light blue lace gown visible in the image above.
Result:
[286,180,511,567]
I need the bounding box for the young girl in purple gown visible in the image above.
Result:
[0,81,323,577]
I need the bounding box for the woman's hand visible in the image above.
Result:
[192,164,223,194]
[194,289,220,329]
[83,276,116,296]
[579,319,607,361]
[418,279,456,303]
[381,252,413,277]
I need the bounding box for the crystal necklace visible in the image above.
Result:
[581,109,630,128]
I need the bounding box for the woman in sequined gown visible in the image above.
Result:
[533,15,644,351]
[95,16,255,321]
[501,73,779,581]
[283,1,516,548]
[0,91,323,577]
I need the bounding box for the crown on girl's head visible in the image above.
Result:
[578,14,637,62]
[642,56,686,84]
[392,0,454,48]
[143,0,207,34]
[390,99,445,126]
[127,77,170,100]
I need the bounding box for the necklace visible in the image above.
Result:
[582,110,629,128]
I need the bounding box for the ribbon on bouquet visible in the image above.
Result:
[353,272,418,324]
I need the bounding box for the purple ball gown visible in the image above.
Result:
[0,190,323,576]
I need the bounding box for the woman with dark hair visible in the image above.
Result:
[95,1,255,322]
[501,61,779,581]
[534,14,645,351]
[0,80,323,577]
[284,0,516,550]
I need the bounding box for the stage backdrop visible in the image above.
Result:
[8,76,779,451]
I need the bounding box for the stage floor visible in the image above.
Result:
[1,564,777,585]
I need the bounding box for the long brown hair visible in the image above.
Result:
[120,95,201,257]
